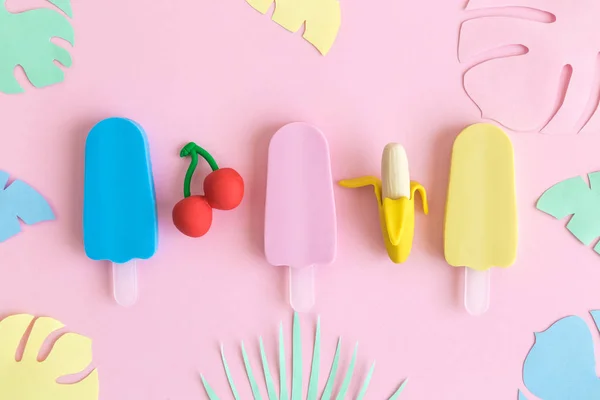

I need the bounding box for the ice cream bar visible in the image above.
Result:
[264,122,337,312]
[83,117,158,306]
[444,123,517,315]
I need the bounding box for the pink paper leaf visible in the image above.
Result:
[459,0,600,134]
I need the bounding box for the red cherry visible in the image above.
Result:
[172,195,213,237]
[204,168,244,210]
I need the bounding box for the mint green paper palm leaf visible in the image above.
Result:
[259,337,277,400]
[334,343,358,400]
[320,337,341,400]
[291,312,302,400]
[0,0,74,94]
[388,379,409,400]
[220,345,240,400]
[241,342,263,400]
[520,312,600,399]
[201,313,408,399]
[279,322,289,400]
[356,362,375,400]
[306,317,320,400]
[537,172,600,253]
[0,171,55,242]
[201,375,220,400]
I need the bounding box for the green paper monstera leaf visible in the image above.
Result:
[201,313,408,399]
[537,171,600,254]
[0,0,74,94]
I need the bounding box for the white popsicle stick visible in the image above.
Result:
[112,261,138,307]
[464,268,490,316]
[289,266,315,312]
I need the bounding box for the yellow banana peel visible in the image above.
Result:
[340,176,428,263]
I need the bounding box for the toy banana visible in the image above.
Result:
[339,143,428,263]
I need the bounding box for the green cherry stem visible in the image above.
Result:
[180,142,219,198]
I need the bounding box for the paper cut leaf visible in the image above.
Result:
[259,337,277,400]
[320,337,341,400]
[246,0,341,55]
[521,313,600,399]
[241,342,263,400]
[459,0,600,134]
[0,314,98,400]
[201,313,407,399]
[306,317,320,400]
[388,379,409,400]
[517,390,528,400]
[537,171,600,253]
[220,346,241,400]
[356,362,376,400]
[0,0,74,94]
[48,0,73,17]
[0,171,55,242]
[291,311,302,400]
[200,375,220,400]
[278,322,289,400]
[335,343,358,399]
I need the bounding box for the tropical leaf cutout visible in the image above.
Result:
[0,0,74,94]
[537,171,600,254]
[0,171,55,242]
[518,311,600,399]
[201,312,408,399]
[246,0,341,55]
[48,0,73,17]
[0,314,99,400]
[517,391,528,400]
[459,0,600,134]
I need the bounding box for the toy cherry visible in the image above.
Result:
[172,142,244,237]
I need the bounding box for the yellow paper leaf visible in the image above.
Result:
[23,316,65,360]
[0,314,99,400]
[246,0,341,55]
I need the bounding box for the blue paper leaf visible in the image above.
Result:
[0,171,55,242]
[517,390,528,400]
[522,314,600,399]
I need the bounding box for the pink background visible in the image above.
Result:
[2,0,600,398]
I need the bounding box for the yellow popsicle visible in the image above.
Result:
[444,123,518,271]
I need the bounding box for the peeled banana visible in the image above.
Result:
[340,143,428,263]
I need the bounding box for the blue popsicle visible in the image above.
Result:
[83,117,157,305]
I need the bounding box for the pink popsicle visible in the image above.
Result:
[264,123,337,312]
